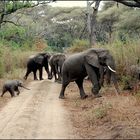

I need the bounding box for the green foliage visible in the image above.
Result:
[45,45,63,53]
[4,1,32,13]
[0,25,34,49]
[116,9,140,38]
[98,3,140,43]
[44,6,87,48]
[66,39,90,53]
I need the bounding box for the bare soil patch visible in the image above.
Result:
[64,80,140,139]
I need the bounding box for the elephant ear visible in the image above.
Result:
[85,51,99,68]
[85,48,109,68]
[34,55,44,64]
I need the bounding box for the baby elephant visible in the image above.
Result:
[1,80,30,97]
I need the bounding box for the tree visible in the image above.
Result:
[97,2,140,43]
[97,2,121,43]
[0,0,55,28]
[44,7,88,48]
[86,0,101,47]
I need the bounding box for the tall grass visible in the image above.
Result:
[67,38,140,76]
[0,45,35,79]
[97,39,140,78]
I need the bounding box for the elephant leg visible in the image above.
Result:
[53,70,58,82]
[45,65,52,80]
[50,68,53,78]
[24,68,31,80]
[57,67,62,82]
[33,70,38,80]
[99,66,105,87]
[1,89,7,97]
[59,67,62,81]
[59,82,69,99]
[75,79,88,99]
[105,69,111,85]
[16,88,20,95]
[9,89,15,97]
[39,67,43,80]
[54,65,59,81]
[48,70,52,80]
[85,64,101,97]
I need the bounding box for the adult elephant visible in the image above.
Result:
[49,53,66,82]
[24,52,52,80]
[59,48,120,99]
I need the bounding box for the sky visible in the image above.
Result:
[48,1,87,7]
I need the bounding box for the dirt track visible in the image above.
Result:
[0,80,78,139]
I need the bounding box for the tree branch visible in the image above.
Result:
[0,0,55,28]
[2,20,21,26]
[134,0,140,4]
[114,0,140,8]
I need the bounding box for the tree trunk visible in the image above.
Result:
[90,8,98,46]
[87,0,101,47]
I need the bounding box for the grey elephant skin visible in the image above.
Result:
[59,48,120,99]
[99,65,112,87]
[24,52,51,80]
[130,65,140,80]
[1,80,30,97]
[49,53,66,82]
[123,65,140,90]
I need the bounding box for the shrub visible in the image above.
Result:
[66,39,90,53]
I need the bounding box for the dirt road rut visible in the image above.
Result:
[0,80,77,139]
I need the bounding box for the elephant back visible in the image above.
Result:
[32,52,50,65]
[33,55,44,64]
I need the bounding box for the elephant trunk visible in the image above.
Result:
[111,72,120,95]
[107,64,120,95]
[21,85,30,90]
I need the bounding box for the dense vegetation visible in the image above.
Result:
[0,1,140,83]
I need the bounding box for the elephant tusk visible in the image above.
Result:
[107,65,116,73]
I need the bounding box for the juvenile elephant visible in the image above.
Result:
[1,80,30,97]
[59,48,120,99]
[130,65,140,80]
[49,53,66,82]
[24,52,52,80]
[123,65,140,90]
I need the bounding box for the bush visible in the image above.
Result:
[66,39,90,53]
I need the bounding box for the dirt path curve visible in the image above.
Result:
[0,80,78,139]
